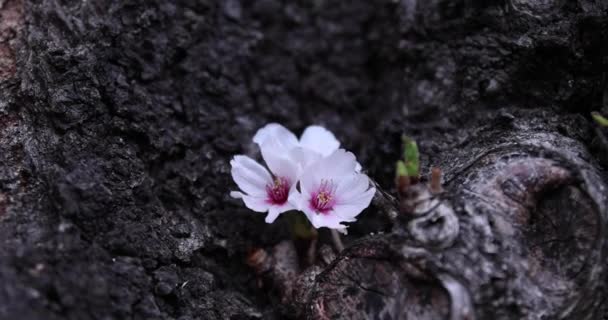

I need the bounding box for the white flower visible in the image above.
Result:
[289,149,376,232]
[230,152,298,223]
[253,123,360,172]
[230,123,373,229]
[253,123,339,172]
[253,123,340,157]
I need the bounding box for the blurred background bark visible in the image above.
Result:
[0,0,607,319]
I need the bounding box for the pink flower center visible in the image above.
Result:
[266,177,290,205]
[309,179,337,214]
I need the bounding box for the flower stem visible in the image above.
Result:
[306,236,318,265]
[330,229,345,252]
[286,211,317,240]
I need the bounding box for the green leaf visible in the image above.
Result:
[592,112,608,127]
[402,136,420,177]
[396,160,407,177]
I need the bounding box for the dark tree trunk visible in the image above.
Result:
[0,0,607,319]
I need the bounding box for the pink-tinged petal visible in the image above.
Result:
[299,125,340,157]
[253,123,298,152]
[265,176,291,205]
[260,140,299,183]
[295,146,374,231]
[231,191,271,212]
[308,180,338,214]
[230,155,272,197]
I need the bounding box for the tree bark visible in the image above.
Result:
[0,0,607,319]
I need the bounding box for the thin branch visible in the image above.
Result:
[331,229,345,252]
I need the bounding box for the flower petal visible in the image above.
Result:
[253,123,299,153]
[288,146,322,173]
[266,208,282,224]
[299,192,354,230]
[306,149,358,182]
[333,186,376,219]
[265,201,296,223]
[260,140,299,183]
[298,167,318,199]
[298,149,359,205]
[305,209,350,229]
[231,191,271,212]
[288,188,305,211]
[335,173,372,203]
[230,191,244,199]
[299,125,340,157]
[230,155,273,197]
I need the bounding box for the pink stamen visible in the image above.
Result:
[266,177,290,205]
[309,179,337,215]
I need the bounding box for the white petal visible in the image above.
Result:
[260,141,299,183]
[266,208,282,224]
[299,197,352,230]
[265,201,296,223]
[287,185,304,211]
[230,191,243,199]
[253,123,299,152]
[309,211,349,229]
[231,191,271,212]
[288,147,322,173]
[299,125,340,157]
[333,186,376,219]
[230,156,272,197]
[306,149,358,181]
[298,167,318,197]
[335,173,371,202]
[298,149,357,198]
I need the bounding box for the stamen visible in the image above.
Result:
[317,191,332,205]
[266,177,290,205]
[310,179,337,214]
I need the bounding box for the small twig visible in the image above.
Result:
[331,229,345,252]
[370,178,399,220]
[430,167,443,194]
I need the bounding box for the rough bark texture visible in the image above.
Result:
[1,0,608,319]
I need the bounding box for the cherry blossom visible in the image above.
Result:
[253,123,340,171]
[289,149,376,232]
[253,123,360,172]
[230,153,298,223]
[231,124,374,230]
